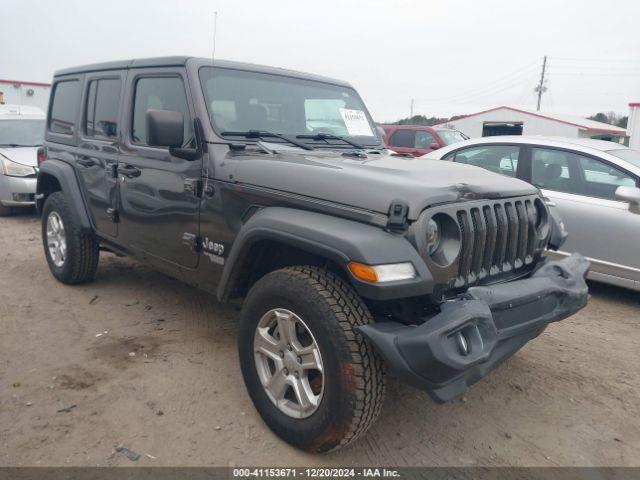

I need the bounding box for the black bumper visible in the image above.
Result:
[358,254,590,403]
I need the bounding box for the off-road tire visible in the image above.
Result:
[42,191,99,284]
[238,266,386,453]
[0,203,12,217]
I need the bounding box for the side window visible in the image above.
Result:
[85,78,122,139]
[452,145,520,177]
[579,157,635,194]
[49,80,80,135]
[388,129,416,148]
[415,131,435,149]
[132,76,192,146]
[531,148,636,200]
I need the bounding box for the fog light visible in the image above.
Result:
[456,332,470,356]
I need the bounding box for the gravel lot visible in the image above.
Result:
[1,211,639,467]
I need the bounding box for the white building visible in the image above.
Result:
[0,79,51,112]
[437,106,627,141]
[628,102,640,150]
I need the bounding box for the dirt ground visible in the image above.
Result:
[1,211,639,467]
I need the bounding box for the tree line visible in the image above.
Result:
[391,112,628,128]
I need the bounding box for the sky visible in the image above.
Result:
[2,0,639,122]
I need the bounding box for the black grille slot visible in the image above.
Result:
[447,196,540,288]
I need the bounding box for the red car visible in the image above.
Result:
[381,124,468,157]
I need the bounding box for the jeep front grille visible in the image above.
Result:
[454,198,543,287]
[416,195,549,292]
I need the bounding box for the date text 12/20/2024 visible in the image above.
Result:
[233,468,401,478]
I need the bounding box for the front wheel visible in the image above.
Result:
[0,203,12,217]
[41,191,99,284]
[238,266,386,453]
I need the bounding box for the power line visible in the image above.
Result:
[409,61,539,104]
[550,56,640,64]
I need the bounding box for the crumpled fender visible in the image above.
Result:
[547,206,568,251]
[216,206,434,301]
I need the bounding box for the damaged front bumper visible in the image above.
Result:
[358,253,590,403]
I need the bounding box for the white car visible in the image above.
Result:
[424,136,640,291]
[0,104,45,216]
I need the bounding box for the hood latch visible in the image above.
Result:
[387,200,409,232]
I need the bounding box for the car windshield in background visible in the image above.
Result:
[0,119,45,147]
[199,67,381,147]
[436,130,467,145]
[607,148,640,169]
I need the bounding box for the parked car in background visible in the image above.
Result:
[425,136,640,291]
[0,104,45,216]
[381,124,468,157]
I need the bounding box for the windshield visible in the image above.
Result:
[607,148,640,169]
[0,119,45,146]
[436,130,468,145]
[199,67,381,147]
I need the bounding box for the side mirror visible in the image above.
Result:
[146,109,184,148]
[429,142,441,150]
[615,186,640,213]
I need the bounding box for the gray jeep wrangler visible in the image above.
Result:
[36,56,589,453]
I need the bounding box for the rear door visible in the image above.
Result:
[76,73,125,238]
[529,146,640,287]
[117,68,201,268]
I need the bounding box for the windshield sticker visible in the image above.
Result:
[339,108,373,137]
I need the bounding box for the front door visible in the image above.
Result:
[529,146,640,287]
[75,74,125,238]
[117,69,201,268]
[387,129,418,156]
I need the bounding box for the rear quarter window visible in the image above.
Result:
[49,80,80,135]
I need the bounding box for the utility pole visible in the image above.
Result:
[535,55,548,111]
[410,99,414,118]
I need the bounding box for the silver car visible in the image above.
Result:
[425,136,640,291]
[0,105,45,216]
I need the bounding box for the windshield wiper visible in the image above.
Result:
[296,133,366,150]
[221,130,314,151]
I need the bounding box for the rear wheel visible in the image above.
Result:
[41,192,99,284]
[238,266,386,453]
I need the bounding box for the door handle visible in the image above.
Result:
[77,157,96,167]
[118,165,141,178]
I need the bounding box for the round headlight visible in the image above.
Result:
[426,218,441,256]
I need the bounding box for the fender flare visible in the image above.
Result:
[217,207,433,302]
[36,159,93,231]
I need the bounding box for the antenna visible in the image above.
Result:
[212,11,218,65]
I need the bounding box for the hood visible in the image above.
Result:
[0,147,39,168]
[222,148,539,220]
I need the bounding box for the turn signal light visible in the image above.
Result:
[348,262,416,283]
[348,262,379,283]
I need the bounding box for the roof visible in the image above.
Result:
[436,106,626,135]
[428,135,628,154]
[0,104,46,118]
[54,56,351,87]
[379,124,436,131]
[0,79,51,88]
